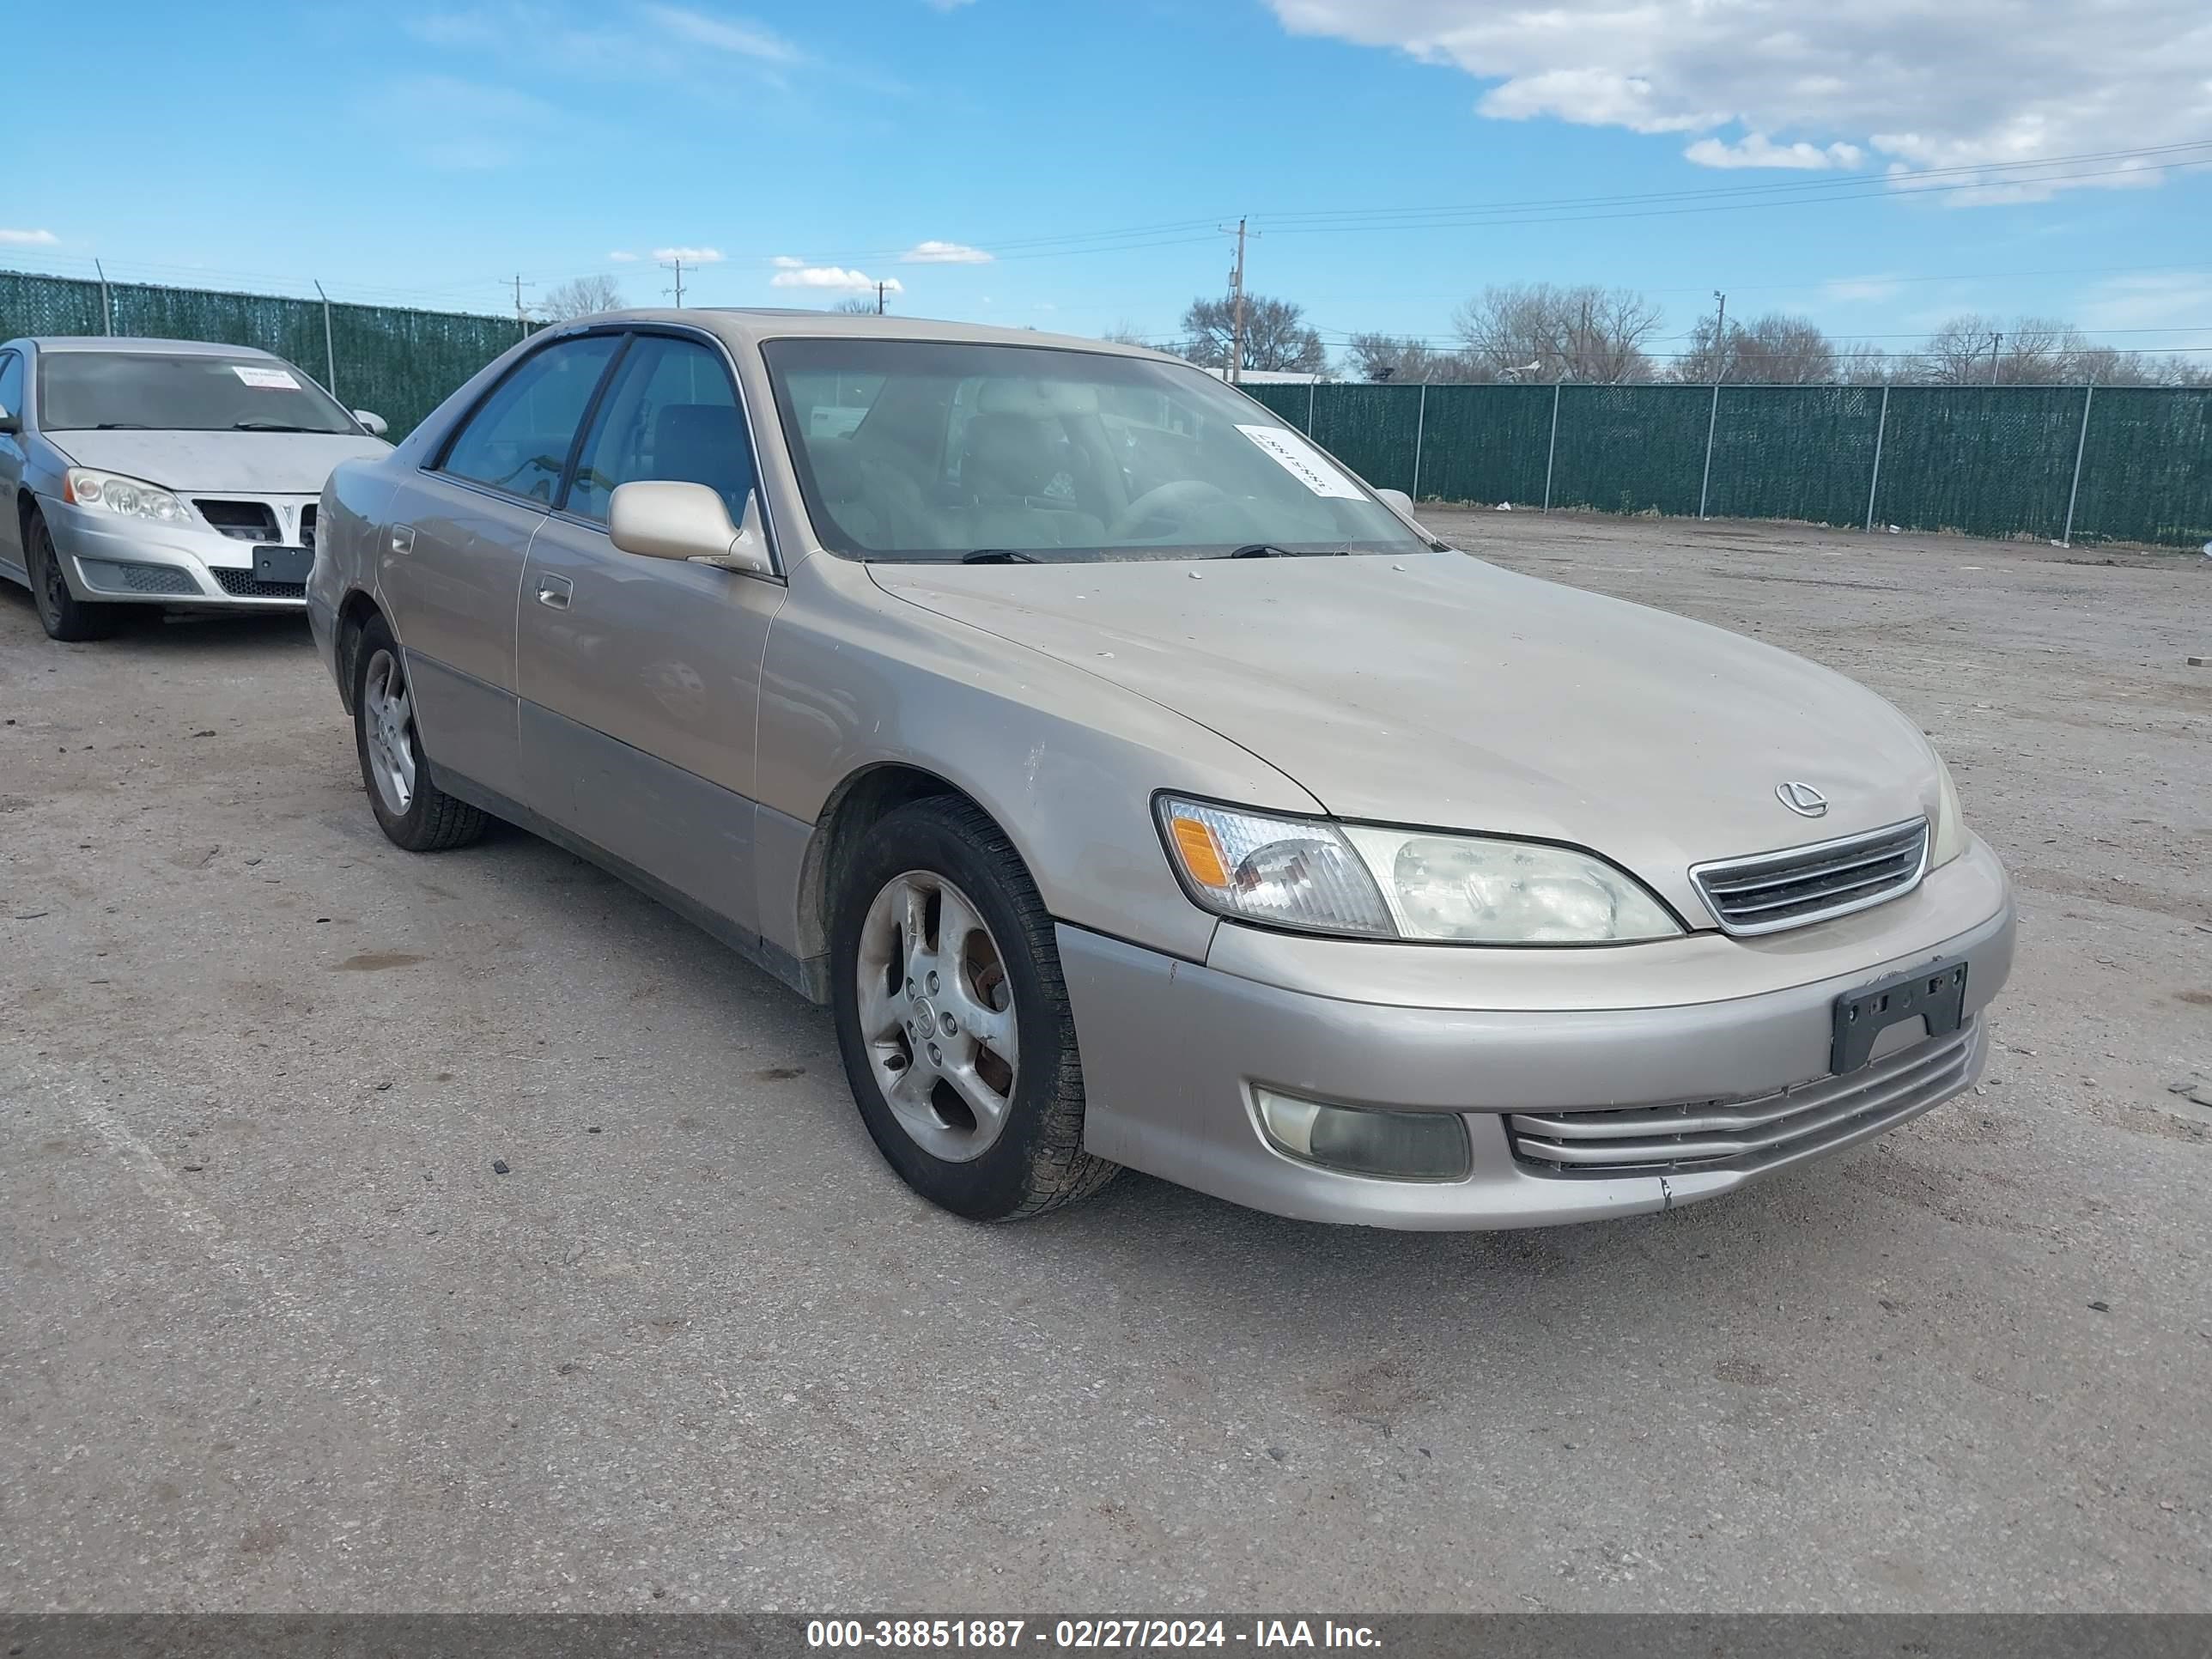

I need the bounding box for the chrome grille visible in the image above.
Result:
[1692,817,1929,935]
[194,499,280,541]
[1509,1020,1979,1178]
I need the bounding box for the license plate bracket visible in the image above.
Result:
[1832,957,1967,1074]
[251,544,313,583]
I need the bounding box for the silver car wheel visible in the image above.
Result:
[361,647,417,817]
[854,870,1022,1164]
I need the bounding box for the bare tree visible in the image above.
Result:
[1674,312,1838,384]
[1344,332,1480,383]
[1835,342,1895,385]
[830,295,879,314]
[1452,283,1662,383]
[1100,321,1153,347]
[538,274,626,320]
[1180,294,1327,374]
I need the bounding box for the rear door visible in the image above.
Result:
[515,328,786,933]
[0,349,26,580]
[376,332,621,804]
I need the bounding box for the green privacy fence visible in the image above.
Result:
[0,270,531,437]
[1243,380,2212,549]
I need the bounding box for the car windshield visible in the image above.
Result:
[760,337,1425,563]
[38,351,361,434]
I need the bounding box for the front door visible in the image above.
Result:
[0,350,27,580]
[515,331,786,934]
[376,332,623,803]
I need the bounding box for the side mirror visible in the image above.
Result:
[353,410,389,438]
[609,481,775,578]
[1375,487,1415,516]
[0,406,19,435]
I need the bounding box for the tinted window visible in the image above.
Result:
[0,351,23,422]
[564,335,754,524]
[37,351,358,434]
[439,336,621,503]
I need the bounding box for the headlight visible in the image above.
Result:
[1929,750,1966,868]
[64,467,195,526]
[1156,795,1680,944]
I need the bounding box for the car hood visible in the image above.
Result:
[867,551,1941,921]
[44,428,390,495]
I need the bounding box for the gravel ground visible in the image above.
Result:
[2,510,2208,1613]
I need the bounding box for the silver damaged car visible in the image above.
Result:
[0,336,390,640]
[309,311,2014,1228]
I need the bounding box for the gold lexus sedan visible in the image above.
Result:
[309,310,2014,1229]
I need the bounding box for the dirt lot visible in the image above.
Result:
[3,510,2209,1613]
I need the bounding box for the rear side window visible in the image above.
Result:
[438,336,621,503]
[564,335,755,524]
[0,351,23,422]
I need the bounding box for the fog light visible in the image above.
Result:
[1253,1088,1472,1182]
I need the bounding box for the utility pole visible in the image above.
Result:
[876,281,887,316]
[509,272,535,325]
[1711,289,1729,383]
[1989,331,2003,386]
[662,255,687,308]
[1219,217,1250,386]
[1698,290,1727,520]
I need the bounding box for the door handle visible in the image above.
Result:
[390,524,414,556]
[535,574,574,610]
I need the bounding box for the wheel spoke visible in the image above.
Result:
[936,883,984,963]
[951,994,1015,1063]
[941,1059,1010,1132]
[895,877,933,973]
[884,1062,933,1115]
[856,967,905,1043]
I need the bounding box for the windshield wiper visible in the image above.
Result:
[91,422,154,430]
[960,548,1041,564]
[232,421,330,433]
[1226,543,1344,559]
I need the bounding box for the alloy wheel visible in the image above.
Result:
[361,647,417,817]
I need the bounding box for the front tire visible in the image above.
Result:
[351,616,487,852]
[25,512,118,641]
[831,796,1119,1221]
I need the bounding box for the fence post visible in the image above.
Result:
[1410,383,1428,503]
[1305,380,1316,434]
[1697,380,1721,520]
[1542,382,1561,512]
[1863,385,1890,533]
[2061,383,2094,548]
[314,280,337,403]
[95,259,112,333]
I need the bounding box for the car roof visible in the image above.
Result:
[540,308,1182,364]
[11,336,283,358]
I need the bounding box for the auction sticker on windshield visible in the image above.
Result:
[233,366,301,390]
[1236,424,1363,499]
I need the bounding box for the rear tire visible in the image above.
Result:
[831,796,1119,1221]
[351,615,487,853]
[25,512,118,641]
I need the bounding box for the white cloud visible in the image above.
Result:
[771,255,806,269]
[609,250,640,262]
[652,246,725,264]
[901,240,993,264]
[1265,1,2212,199]
[0,228,59,246]
[642,3,799,64]
[769,264,903,294]
[1684,134,1863,171]
[2079,272,2212,331]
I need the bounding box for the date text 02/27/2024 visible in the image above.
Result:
[805,1620,1382,1650]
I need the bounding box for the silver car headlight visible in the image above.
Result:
[1156,795,1680,944]
[64,466,195,527]
[1929,749,1966,869]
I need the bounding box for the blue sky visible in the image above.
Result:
[6,1,2209,368]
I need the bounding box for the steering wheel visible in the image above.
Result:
[1106,478,1230,540]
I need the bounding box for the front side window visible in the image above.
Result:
[37,350,361,434]
[438,335,621,504]
[0,351,23,422]
[563,335,754,524]
[762,337,1423,564]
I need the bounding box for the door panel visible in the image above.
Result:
[0,351,26,578]
[376,332,623,801]
[376,471,541,801]
[517,516,784,930]
[514,331,782,932]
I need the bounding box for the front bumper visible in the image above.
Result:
[1061,835,2014,1229]
[41,495,315,610]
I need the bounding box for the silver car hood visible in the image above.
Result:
[869,551,1941,905]
[46,428,391,495]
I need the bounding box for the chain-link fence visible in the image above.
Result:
[0,270,531,438]
[1243,379,2212,549]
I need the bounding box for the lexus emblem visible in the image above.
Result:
[1776,781,1829,817]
